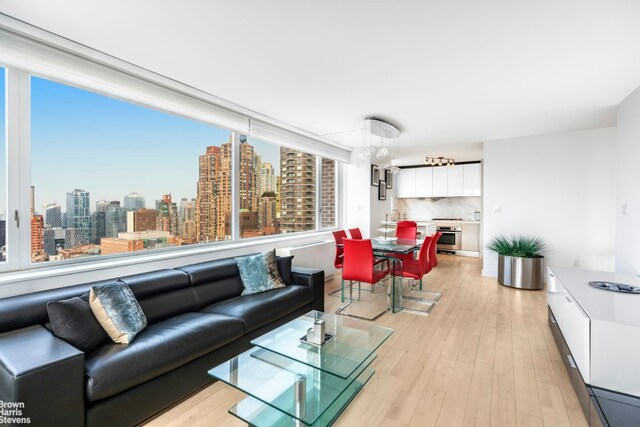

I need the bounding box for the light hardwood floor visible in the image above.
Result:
[146,255,587,427]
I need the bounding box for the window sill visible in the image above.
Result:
[0,230,334,297]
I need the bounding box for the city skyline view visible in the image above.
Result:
[20,75,334,263]
[29,76,282,214]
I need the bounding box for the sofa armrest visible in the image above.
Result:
[291,267,325,312]
[0,325,84,427]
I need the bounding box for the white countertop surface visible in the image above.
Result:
[552,267,640,327]
[411,219,481,224]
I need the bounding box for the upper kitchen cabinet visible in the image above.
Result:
[432,166,448,197]
[396,168,416,198]
[463,163,482,196]
[396,162,482,198]
[415,167,433,197]
[447,165,464,196]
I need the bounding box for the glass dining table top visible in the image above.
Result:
[371,238,422,254]
[251,310,393,379]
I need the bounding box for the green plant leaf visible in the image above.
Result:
[487,235,545,257]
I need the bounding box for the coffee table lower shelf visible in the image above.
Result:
[228,369,374,427]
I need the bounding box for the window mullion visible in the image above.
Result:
[231,132,240,241]
[5,69,31,269]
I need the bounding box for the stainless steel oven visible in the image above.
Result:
[437,226,462,250]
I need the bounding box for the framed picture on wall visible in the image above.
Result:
[371,164,380,186]
[385,170,393,189]
[378,180,387,200]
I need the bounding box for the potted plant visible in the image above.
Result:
[487,235,545,290]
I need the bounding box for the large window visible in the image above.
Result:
[0,44,344,272]
[238,137,318,238]
[31,76,233,263]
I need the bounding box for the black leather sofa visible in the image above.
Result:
[0,256,324,427]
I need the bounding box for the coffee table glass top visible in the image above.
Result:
[228,369,374,427]
[251,310,393,379]
[208,347,374,426]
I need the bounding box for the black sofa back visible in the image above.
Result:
[176,258,245,309]
[0,269,195,332]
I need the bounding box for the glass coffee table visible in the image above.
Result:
[208,311,393,426]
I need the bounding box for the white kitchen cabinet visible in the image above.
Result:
[414,167,433,197]
[432,166,448,197]
[447,165,464,196]
[396,168,416,198]
[463,163,482,196]
[460,223,479,251]
[547,268,590,383]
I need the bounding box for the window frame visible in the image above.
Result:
[0,65,343,275]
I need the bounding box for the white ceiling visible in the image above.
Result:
[1,0,639,164]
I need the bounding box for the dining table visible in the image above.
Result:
[336,238,423,314]
[371,238,422,313]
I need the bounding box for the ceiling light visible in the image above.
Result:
[425,156,455,167]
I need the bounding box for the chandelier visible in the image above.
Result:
[425,156,455,166]
[358,118,402,174]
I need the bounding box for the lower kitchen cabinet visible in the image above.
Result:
[460,223,479,251]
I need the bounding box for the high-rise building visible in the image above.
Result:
[127,208,158,232]
[260,162,277,195]
[196,145,224,241]
[105,201,127,238]
[179,198,196,241]
[124,192,145,211]
[92,200,109,244]
[31,215,44,257]
[64,228,84,249]
[66,189,91,245]
[320,158,336,227]
[156,194,178,235]
[44,204,62,228]
[239,140,258,212]
[44,227,65,256]
[259,192,278,229]
[280,148,316,232]
[275,175,282,218]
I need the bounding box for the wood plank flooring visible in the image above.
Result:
[146,255,587,427]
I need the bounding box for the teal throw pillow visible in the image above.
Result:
[89,280,147,345]
[236,249,286,295]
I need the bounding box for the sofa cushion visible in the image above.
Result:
[236,250,286,296]
[276,255,295,286]
[84,312,244,402]
[46,293,110,353]
[201,285,313,333]
[90,281,147,345]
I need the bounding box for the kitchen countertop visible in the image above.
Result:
[551,267,640,327]
[412,219,481,224]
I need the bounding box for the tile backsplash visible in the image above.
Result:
[396,197,481,221]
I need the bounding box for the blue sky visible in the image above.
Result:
[27,76,280,214]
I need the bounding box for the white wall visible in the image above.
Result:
[344,152,372,237]
[616,85,640,274]
[482,128,616,277]
[343,154,393,239]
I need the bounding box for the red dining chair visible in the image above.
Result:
[394,221,418,262]
[337,238,390,319]
[349,227,363,239]
[429,231,443,270]
[393,235,442,308]
[332,230,348,270]
[396,221,417,236]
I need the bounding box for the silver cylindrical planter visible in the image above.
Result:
[497,254,544,290]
